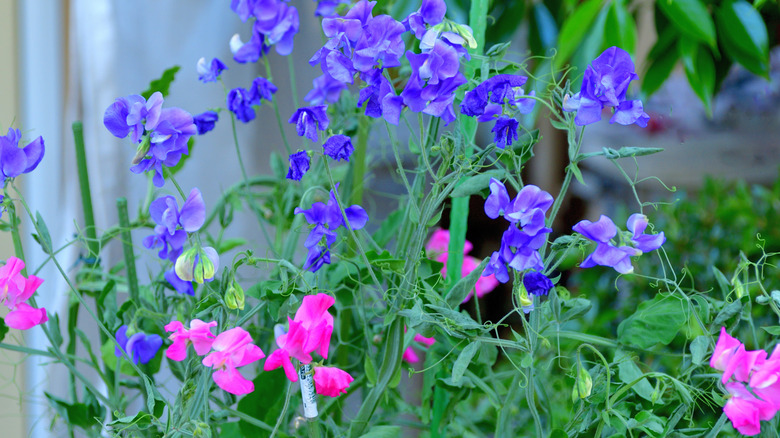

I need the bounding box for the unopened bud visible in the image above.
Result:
[225,281,245,310]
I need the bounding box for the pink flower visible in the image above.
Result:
[711,327,746,371]
[424,229,499,303]
[724,382,777,436]
[403,333,436,364]
[202,327,264,395]
[313,366,353,397]
[721,345,766,385]
[164,319,217,361]
[293,293,335,359]
[0,257,47,330]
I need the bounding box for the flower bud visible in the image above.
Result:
[225,281,245,310]
[572,366,592,401]
[175,246,219,284]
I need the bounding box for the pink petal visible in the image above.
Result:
[5,302,48,330]
[403,347,420,363]
[413,334,435,347]
[165,340,188,361]
[710,326,743,371]
[313,366,353,397]
[213,366,254,395]
[294,293,335,330]
[264,349,298,382]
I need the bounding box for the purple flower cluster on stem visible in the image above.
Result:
[481,178,553,283]
[103,92,197,187]
[230,0,299,60]
[228,77,278,124]
[562,46,649,127]
[573,213,665,274]
[0,128,45,179]
[294,186,368,272]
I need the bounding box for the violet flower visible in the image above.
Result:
[523,271,553,296]
[562,46,650,127]
[193,111,218,135]
[114,325,163,365]
[230,30,270,63]
[227,87,256,123]
[313,0,348,17]
[0,128,45,178]
[305,74,348,105]
[627,213,666,252]
[573,215,641,274]
[286,150,310,181]
[322,134,354,162]
[143,188,206,262]
[289,106,330,142]
[491,117,519,149]
[250,77,278,103]
[196,57,227,83]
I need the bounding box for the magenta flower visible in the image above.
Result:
[723,382,776,436]
[164,319,217,361]
[202,327,265,395]
[403,333,436,364]
[0,128,45,179]
[0,257,48,330]
[313,366,354,397]
[424,229,498,303]
[264,293,336,381]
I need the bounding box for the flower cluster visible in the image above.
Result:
[104,92,197,187]
[425,228,498,303]
[562,46,649,127]
[265,293,353,397]
[114,325,162,365]
[460,74,535,149]
[481,178,553,283]
[0,128,45,179]
[710,327,780,435]
[294,187,368,272]
[0,257,48,330]
[229,0,299,61]
[228,77,278,123]
[572,213,665,274]
[165,320,264,395]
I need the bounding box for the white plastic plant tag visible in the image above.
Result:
[299,364,318,418]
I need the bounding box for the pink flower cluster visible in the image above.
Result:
[710,327,780,435]
[264,293,354,397]
[165,319,264,395]
[0,257,48,330]
[425,229,498,303]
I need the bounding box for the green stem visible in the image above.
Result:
[7,201,26,271]
[263,56,292,155]
[117,198,140,305]
[349,116,370,206]
[72,122,100,262]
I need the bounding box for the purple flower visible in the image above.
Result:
[114,325,163,365]
[104,92,164,144]
[230,30,270,64]
[314,0,348,17]
[562,46,649,127]
[404,0,446,39]
[323,134,354,161]
[250,77,278,103]
[461,74,528,118]
[231,0,258,22]
[164,269,194,296]
[0,128,45,178]
[627,213,666,252]
[197,57,227,83]
[573,215,641,274]
[523,271,553,296]
[193,111,218,135]
[491,117,518,149]
[143,188,206,262]
[286,151,310,181]
[289,106,330,142]
[305,74,348,105]
[253,1,299,56]
[352,15,406,73]
[227,88,256,123]
[357,70,403,125]
[484,178,512,219]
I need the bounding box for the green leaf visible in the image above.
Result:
[360,425,402,438]
[678,40,715,116]
[763,326,780,335]
[364,354,377,386]
[141,65,181,100]
[217,238,247,253]
[642,37,680,97]
[716,0,769,78]
[529,3,558,54]
[712,299,743,326]
[617,293,687,349]
[34,211,52,254]
[657,0,716,49]
[445,258,488,307]
[364,249,405,273]
[238,369,287,437]
[690,335,710,365]
[48,313,63,348]
[451,341,481,384]
[45,392,105,429]
[567,163,585,186]
[555,0,606,69]
[604,0,637,54]
[372,208,404,247]
[450,169,505,198]
[615,350,654,401]
[0,318,7,343]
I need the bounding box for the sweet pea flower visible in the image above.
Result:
[523,271,553,296]
[491,117,519,149]
[322,134,354,162]
[425,229,498,302]
[0,257,48,330]
[114,325,163,365]
[403,332,437,364]
[250,77,278,102]
[0,128,45,179]
[573,215,641,274]
[175,246,220,284]
[313,366,354,397]
[143,188,206,262]
[164,319,217,361]
[193,111,218,135]
[196,57,227,83]
[287,150,310,181]
[723,382,776,436]
[164,268,194,296]
[627,213,666,252]
[289,106,330,142]
[562,46,649,127]
[227,87,257,123]
[202,327,265,395]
